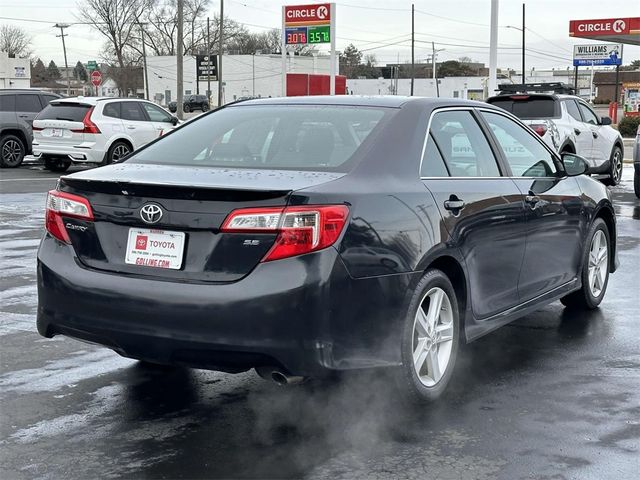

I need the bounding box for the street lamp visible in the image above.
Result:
[505,3,526,85]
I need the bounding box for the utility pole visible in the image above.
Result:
[432,42,438,98]
[207,17,211,102]
[521,3,526,85]
[410,3,415,96]
[488,0,499,97]
[138,20,149,100]
[55,24,71,97]
[252,53,255,97]
[176,0,184,119]
[218,0,224,107]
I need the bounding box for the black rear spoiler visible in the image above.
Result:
[497,83,575,95]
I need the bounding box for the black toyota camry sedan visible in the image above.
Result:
[37,96,617,402]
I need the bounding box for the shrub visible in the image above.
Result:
[618,116,640,137]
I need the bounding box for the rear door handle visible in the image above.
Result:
[126,125,136,130]
[574,128,581,135]
[525,195,541,206]
[444,198,465,213]
[592,131,598,138]
[19,114,30,118]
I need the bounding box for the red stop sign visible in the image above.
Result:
[90,70,102,86]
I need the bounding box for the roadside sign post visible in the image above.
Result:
[281,3,335,97]
[91,70,102,96]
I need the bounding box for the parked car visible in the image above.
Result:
[487,93,624,185]
[168,94,210,113]
[0,89,61,168]
[37,96,617,403]
[634,125,640,198]
[32,97,180,172]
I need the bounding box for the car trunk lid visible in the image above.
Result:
[58,163,345,282]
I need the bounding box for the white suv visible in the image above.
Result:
[32,97,179,172]
[487,93,624,185]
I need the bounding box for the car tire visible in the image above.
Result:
[183,104,191,113]
[43,156,71,172]
[104,140,132,165]
[396,269,460,404]
[202,103,209,112]
[604,146,623,186]
[634,170,640,199]
[560,218,610,310]
[0,134,26,168]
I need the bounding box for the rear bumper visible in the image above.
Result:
[32,141,104,164]
[37,235,410,376]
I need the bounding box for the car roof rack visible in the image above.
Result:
[497,82,575,95]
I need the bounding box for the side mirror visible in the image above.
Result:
[562,153,589,176]
[600,116,612,126]
[170,116,179,126]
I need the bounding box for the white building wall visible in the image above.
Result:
[146,54,332,106]
[347,77,487,100]
[0,52,31,89]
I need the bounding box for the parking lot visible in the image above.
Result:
[0,161,638,479]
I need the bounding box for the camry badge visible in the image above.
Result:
[140,203,163,224]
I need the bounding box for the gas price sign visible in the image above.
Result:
[284,3,332,45]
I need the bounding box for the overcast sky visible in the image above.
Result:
[1,0,638,71]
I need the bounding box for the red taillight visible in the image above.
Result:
[530,123,548,137]
[45,190,94,244]
[71,106,101,134]
[221,205,349,262]
[32,125,43,131]
[510,95,530,100]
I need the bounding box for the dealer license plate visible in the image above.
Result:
[50,128,63,137]
[125,228,185,270]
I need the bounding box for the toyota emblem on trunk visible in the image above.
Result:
[140,204,163,224]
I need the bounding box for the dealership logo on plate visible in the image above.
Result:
[135,235,148,250]
[140,203,163,224]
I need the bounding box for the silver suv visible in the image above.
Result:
[487,93,624,185]
[0,89,61,168]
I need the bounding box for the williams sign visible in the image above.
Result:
[573,44,622,66]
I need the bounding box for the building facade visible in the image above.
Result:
[0,52,31,89]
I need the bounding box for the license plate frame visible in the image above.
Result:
[125,228,186,270]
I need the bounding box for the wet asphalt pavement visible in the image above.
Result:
[0,163,639,480]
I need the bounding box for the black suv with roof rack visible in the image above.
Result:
[0,89,62,168]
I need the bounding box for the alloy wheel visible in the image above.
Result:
[587,229,608,298]
[112,144,131,162]
[412,287,454,387]
[612,150,623,184]
[2,139,23,166]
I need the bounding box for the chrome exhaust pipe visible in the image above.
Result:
[256,366,307,385]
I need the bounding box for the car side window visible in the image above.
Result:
[420,133,450,177]
[429,110,501,177]
[481,111,557,177]
[120,102,146,121]
[563,100,582,122]
[0,94,16,112]
[16,94,43,112]
[577,102,599,125]
[141,103,172,122]
[103,103,121,119]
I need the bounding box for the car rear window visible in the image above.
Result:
[487,97,558,119]
[37,103,91,122]
[129,105,393,172]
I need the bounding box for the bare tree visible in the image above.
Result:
[78,0,150,68]
[0,24,32,57]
